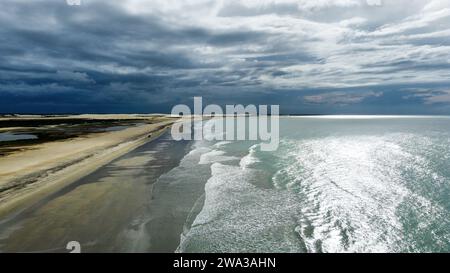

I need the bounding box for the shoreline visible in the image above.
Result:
[0,117,175,219]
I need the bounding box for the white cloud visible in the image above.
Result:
[56,70,95,83]
[339,17,367,27]
[368,8,450,37]
[366,0,382,6]
[423,0,450,12]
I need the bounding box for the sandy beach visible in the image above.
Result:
[0,131,193,252]
[0,115,176,218]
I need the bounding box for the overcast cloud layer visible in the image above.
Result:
[1,0,450,114]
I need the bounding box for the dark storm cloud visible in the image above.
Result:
[0,0,450,114]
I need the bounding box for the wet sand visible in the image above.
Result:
[0,132,193,252]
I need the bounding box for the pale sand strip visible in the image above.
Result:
[0,118,175,218]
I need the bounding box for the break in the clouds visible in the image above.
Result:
[1,0,450,114]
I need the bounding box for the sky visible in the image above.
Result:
[1,0,450,114]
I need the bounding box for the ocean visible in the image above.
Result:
[174,116,450,253]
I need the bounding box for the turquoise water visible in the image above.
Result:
[174,116,450,253]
